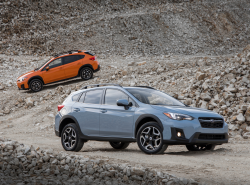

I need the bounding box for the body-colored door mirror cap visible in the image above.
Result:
[46,66,50,71]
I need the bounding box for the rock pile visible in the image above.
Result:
[0,138,198,185]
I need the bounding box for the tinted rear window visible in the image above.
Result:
[84,90,103,104]
[63,55,84,65]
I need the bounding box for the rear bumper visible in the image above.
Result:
[94,65,100,72]
[163,127,228,145]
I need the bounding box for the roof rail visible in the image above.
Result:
[135,86,155,89]
[54,50,82,58]
[81,83,122,90]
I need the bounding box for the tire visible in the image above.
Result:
[29,79,43,92]
[61,123,84,152]
[80,67,93,80]
[109,142,130,149]
[186,144,216,151]
[136,122,168,154]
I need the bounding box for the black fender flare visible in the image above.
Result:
[78,64,94,76]
[134,114,164,137]
[59,115,83,137]
[28,76,45,85]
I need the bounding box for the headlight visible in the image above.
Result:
[164,113,194,120]
[20,77,27,82]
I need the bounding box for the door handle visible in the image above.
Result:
[73,108,80,112]
[101,109,107,113]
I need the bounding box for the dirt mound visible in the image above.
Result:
[1,0,250,56]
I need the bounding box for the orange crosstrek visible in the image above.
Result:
[16,50,100,92]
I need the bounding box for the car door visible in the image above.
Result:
[71,89,103,136]
[99,89,136,138]
[41,58,65,84]
[62,55,84,78]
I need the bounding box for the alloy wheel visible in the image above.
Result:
[31,81,42,91]
[81,68,92,79]
[63,127,77,149]
[140,126,162,151]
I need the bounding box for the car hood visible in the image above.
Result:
[17,70,35,79]
[151,105,222,118]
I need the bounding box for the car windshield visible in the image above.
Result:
[34,58,53,71]
[125,88,185,106]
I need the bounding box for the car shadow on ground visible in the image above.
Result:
[20,76,100,94]
[80,148,141,153]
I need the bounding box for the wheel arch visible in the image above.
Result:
[134,114,164,138]
[59,115,82,137]
[78,64,94,76]
[28,76,45,86]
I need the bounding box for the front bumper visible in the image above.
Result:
[163,127,228,145]
[17,81,29,90]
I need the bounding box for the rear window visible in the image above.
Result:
[72,94,80,102]
[63,55,84,65]
[84,51,95,56]
[84,90,103,104]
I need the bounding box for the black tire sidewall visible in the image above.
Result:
[61,123,80,151]
[109,142,129,149]
[136,122,164,154]
[29,79,43,92]
[80,67,93,80]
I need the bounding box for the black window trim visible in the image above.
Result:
[103,88,139,107]
[72,93,82,102]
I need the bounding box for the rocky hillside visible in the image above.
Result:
[1,0,250,56]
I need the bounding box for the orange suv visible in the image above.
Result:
[17,50,100,92]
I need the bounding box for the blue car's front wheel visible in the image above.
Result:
[137,122,168,154]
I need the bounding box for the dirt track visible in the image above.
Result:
[1,97,250,185]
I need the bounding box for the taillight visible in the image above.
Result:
[89,56,96,60]
[58,105,64,111]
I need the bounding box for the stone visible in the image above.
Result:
[196,72,206,81]
[236,113,245,123]
[225,87,237,93]
[245,106,250,121]
[200,100,208,109]
[25,97,34,107]
[200,93,211,101]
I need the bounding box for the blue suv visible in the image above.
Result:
[54,84,228,154]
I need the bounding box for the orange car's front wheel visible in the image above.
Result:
[29,79,43,92]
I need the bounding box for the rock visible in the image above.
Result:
[196,72,205,81]
[199,100,208,109]
[128,61,135,66]
[245,106,250,121]
[202,82,209,90]
[3,107,10,114]
[236,113,245,123]
[200,93,211,101]
[25,97,34,107]
[225,87,238,93]
[0,86,5,90]
[243,132,250,139]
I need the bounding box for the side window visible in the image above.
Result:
[104,89,129,106]
[84,90,103,104]
[72,93,80,102]
[47,58,62,69]
[79,92,86,102]
[62,55,83,65]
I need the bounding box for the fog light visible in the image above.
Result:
[177,132,182,137]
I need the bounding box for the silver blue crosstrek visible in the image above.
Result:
[54,84,228,154]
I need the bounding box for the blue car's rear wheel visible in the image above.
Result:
[137,122,168,154]
[61,123,84,152]
[186,144,216,151]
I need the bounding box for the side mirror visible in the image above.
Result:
[117,99,132,110]
[46,66,50,71]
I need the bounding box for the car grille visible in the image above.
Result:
[199,117,224,128]
[198,134,225,140]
